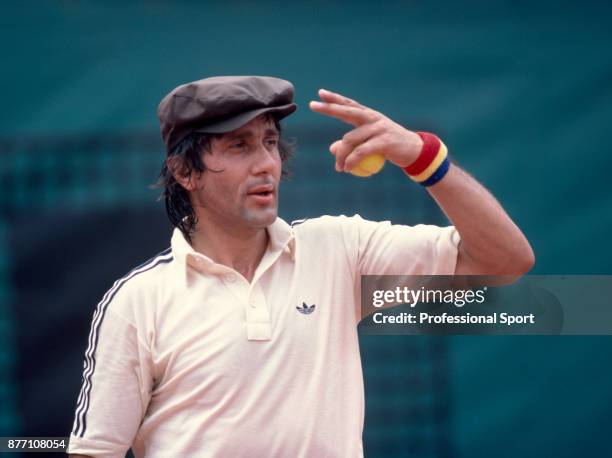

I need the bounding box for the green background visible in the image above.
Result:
[2,1,611,456]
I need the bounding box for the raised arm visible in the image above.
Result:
[309,89,534,276]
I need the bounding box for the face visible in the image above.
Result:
[187,115,282,233]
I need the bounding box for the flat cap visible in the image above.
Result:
[157,75,297,154]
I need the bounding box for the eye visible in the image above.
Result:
[230,140,246,150]
[265,137,279,146]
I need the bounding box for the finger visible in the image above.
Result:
[343,137,386,172]
[328,140,346,172]
[332,123,381,171]
[342,122,383,148]
[330,140,342,155]
[318,88,365,108]
[327,140,346,172]
[309,101,379,126]
[332,139,352,172]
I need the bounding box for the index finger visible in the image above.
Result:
[309,101,380,126]
[318,89,365,108]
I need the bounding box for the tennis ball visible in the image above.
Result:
[349,153,386,177]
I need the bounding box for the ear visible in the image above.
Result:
[167,155,197,191]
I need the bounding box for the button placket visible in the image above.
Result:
[245,299,272,340]
[245,282,271,340]
[217,271,248,307]
[253,284,267,308]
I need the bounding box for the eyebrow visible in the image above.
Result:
[223,127,279,142]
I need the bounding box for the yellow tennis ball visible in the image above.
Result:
[349,153,386,177]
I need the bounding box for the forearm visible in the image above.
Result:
[426,162,535,275]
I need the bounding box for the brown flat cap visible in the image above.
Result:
[157,75,297,154]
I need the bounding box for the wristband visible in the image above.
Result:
[403,132,440,176]
[420,156,450,187]
[403,132,451,187]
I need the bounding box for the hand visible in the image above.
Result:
[309,89,423,172]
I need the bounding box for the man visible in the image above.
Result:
[67,76,534,457]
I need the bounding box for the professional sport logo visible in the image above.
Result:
[296,302,316,315]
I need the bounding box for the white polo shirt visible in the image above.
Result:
[68,214,460,458]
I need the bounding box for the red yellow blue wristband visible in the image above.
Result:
[420,156,450,187]
[404,132,440,175]
[403,132,451,187]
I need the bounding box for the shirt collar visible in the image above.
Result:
[171,217,296,284]
[266,216,296,261]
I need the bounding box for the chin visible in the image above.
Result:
[243,208,277,228]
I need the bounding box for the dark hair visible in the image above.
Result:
[155,117,294,242]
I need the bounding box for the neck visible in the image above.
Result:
[190,218,270,283]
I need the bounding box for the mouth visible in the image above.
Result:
[246,185,275,205]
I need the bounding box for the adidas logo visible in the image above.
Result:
[296,302,316,315]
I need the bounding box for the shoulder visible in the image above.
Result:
[290,215,342,241]
[288,215,380,258]
[99,247,175,317]
[290,214,383,240]
[290,214,370,232]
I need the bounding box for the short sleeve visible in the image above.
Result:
[338,214,461,276]
[68,291,153,458]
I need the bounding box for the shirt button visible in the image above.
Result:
[225,273,237,282]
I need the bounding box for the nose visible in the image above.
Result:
[251,143,280,176]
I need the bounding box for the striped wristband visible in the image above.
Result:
[403,132,451,187]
